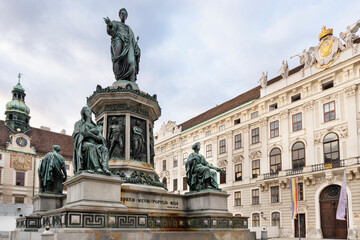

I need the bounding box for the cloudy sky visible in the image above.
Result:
[0,0,359,135]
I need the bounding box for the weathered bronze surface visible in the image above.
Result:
[38,145,67,194]
[104,8,141,82]
[72,107,111,175]
[107,116,125,159]
[130,117,146,161]
[186,142,226,192]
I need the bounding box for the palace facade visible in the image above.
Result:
[154,26,360,239]
[0,79,73,220]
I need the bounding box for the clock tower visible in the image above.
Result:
[5,74,31,133]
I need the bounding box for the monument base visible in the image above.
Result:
[64,172,127,210]
[12,228,256,240]
[33,193,66,213]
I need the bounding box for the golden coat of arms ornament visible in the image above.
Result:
[314,26,344,69]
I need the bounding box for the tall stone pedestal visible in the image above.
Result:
[64,172,126,210]
[33,193,66,213]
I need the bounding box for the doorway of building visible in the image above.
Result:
[294,213,306,238]
[320,185,347,239]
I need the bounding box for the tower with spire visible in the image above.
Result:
[5,73,31,133]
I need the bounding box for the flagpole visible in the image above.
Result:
[297,177,301,240]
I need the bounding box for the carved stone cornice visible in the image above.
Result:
[280,110,289,119]
[259,118,268,126]
[304,101,314,111]
[321,93,338,103]
[218,159,228,168]
[233,155,244,163]
[344,85,357,97]
[249,150,261,159]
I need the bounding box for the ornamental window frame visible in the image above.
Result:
[323,101,336,122]
[219,139,226,154]
[234,191,241,206]
[234,133,242,149]
[251,127,260,144]
[292,113,302,131]
[270,120,279,138]
[235,163,242,181]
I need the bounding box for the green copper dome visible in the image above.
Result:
[13,82,25,92]
[5,99,30,115]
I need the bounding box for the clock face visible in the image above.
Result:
[16,137,28,147]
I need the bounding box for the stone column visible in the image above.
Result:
[280,110,290,170]
[304,101,315,165]
[146,120,151,164]
[259,118,269,174]
[344,85,358,157]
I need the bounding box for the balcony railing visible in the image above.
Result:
[264,172,279,180]
[286,167,303,176]
[311,159,344,172]
[259,157,360,181]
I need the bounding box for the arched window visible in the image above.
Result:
[323,133,339,163]
[292,142,305,169]
[162,177,167,189]
[272,212,280,226]
[270,148,281,173]
[252,213,260,227]
[9,114,13,120]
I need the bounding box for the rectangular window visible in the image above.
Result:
[219,139,226,154]
[251,128,260,144]
[183,177,187,191]
[220,167,226,184]
[272,212,280,227]
[15,197,24,204]
[65,164,69,170]
[16,172,25,186]
[252,160,260,178]
[252,189,259,205]
[291,93,301,102]
[235,164,242,181]
[205,130,211,136]
[234,191,241,206]
[269,103,278,111]
[183,153,187,165]
[234,118,241,125]
[324,101,335,122]
[271,186,279,203]
[173,156,178,168]
[182,140,187,145]
[219,124,225,131]
[162,160,166,171]
[270,120,279,138]
[206,144,212,158]
[298,182,304,201]
[322,80,334,90]
[0,153,2,160]
[193,135,199,141]
[234,134,242,149]
[251,111,258,119]
[173,179,178,191]
[292,113,302,131]
[252,213,260,227]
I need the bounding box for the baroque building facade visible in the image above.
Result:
[0,79,73,219]
[154,26,360,239]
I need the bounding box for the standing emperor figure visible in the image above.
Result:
[104,8,141,82]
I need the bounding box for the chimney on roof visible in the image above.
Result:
[60,129,66,134]
[40,126,51,131]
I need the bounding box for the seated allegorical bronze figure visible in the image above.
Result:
[186,142,226,192]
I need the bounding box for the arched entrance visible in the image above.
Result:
[320,185,347,239]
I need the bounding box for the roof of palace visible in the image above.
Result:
[0,120,73,159]
[178,64,304,132]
